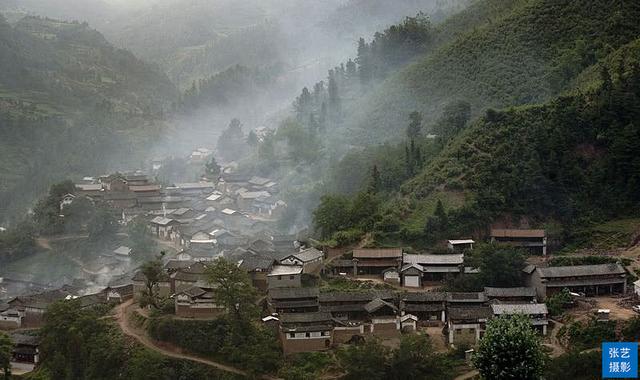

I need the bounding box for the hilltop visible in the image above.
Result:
[342,0,640,143]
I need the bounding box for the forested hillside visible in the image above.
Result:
[309,0,640,247]
[343,0,640,142]
[0,15,177,221]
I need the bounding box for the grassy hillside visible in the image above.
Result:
[344,0,640,143]
[0,15,178,221]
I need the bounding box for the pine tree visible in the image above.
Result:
[368,165,381,194]
[407,111,423,139]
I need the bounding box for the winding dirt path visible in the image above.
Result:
[113,300,281,379]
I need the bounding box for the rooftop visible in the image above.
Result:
[491,303,548,315]
[174,182,215,190]
[269,287,319,300]
[536,263,626,278]
[484,287,536,298]
[490,229,546,238]
[448,306,493,321]
[404,253,463,265]
[448,239,475,245]
[279,312,333,324]
[353,248,403,259]
[289,247,323,263]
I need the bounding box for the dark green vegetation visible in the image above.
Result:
[315,22,640,247]
[544,350,601,380]
[336,334,463,380]
[28,300,242,380]
[0,332,10,380]
[147,317,281,376]
[559,318,617,351]
[473,315,545,380]
[0,15,177,221]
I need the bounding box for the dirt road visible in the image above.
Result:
[113,300,281,379]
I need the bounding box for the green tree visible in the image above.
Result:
[206,258,257,318]
[407,111,423,140]
[127,218,156,261]
[337,339,389,380]
[204,156,221,178]
[0,332,11,380]
[87,205,118,241]
[139,257,166,309]
[313,195,352,239]
[473,315,544,380]
[475,244,526,287]
[388,334,451,380]
[368,165,381,194]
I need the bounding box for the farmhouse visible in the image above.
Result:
[490,229,547,255]
[484,287,536,303]
[279,247,324,274]
[239,256,276,291]
[319,290,396,321]
[279,312,334,355]
[447,239,475,251]
[267,265,303,289]
[401,253,465,285]
[447,306,492,345]
[268,287,319,314]
[491,303,549,335]
[524,263,627,300]
[400,292,447,323]
[174,286,225,318]
[352,248,403,275]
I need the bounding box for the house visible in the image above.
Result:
[490,229,547,255]
[402,253,465,284]
[0,303,21,329]
[382,267,400,284]
[174,286,225,318]
[113,246,132,261]
[447,306,492,345]
[447,292,488,306]
[352,248,403,275]
[237,190,271,211]
[75,183,103,197]
[400,292,447,323]
[491,303,549,335]
[279,247,324,274]
[524,264,627,300]
[279,312,334,355]
[268,287,319,314]
[400,263,425,288]
[267,265,303,289]
[103,191,138,209]
[176,247,221,262]
[447,239,475,251]
[59,193,76,211]
[124,172,150,186]
[6,287,78,328]
[174,182,215,195]
[129,184,162,197]
[363,298,401,338]
[149,216,179,240]
[10,333,40,372]
[103,284,133,303]
[239,256,276,291]
[171,262,211,293]
[318,290,396,322]
[484,287,536,303]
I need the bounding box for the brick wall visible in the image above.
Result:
[279,331,332,355]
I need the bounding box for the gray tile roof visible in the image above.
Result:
[318,290,396,303]
[279,312,333,324]
[364,298,398,314]
[491,303,548,315]
[537,263,626,278]
[269,287,319,300]
[402,292,447,302]
[448,306,492,321]
[484,287,536,298]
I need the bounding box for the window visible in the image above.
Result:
[289,275,295,280]
[305,332,311,338]
[289,333,295,338]
[277,275,282,280]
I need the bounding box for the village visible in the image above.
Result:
[1,145,640,377]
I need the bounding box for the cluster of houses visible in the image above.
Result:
[266,286,550,354]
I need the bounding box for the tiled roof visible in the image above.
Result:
[537,263,626,278]
[491,303,548,315]
[269,287,319,300]
[484,287,536,298]
[353,248,403,259]
[490,229,545,238]
[403,253,463,265]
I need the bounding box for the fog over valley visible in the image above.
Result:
[1,1,640,379]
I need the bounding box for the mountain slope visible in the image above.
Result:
[344,0,640,142]
[0,15,178,220]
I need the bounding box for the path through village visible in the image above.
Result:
[113,299,282,380]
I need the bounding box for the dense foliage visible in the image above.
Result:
[34,300,240,380]
[337,335,460,380]
[544,350,601,380]
[473,315,545,380]
[147,317,282,376]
